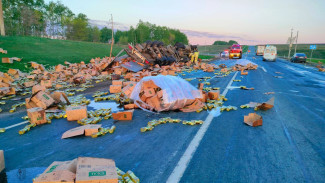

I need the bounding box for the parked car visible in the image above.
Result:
[291,53,307,63]
[220,50,229,59]
[263,45,277,61]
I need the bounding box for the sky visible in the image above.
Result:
[45,0,325,45]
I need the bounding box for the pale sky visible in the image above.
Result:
[45,0,325,45]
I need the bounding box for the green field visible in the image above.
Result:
[198,55,215,60]
[0,36,124,72]
[273,44,325,64]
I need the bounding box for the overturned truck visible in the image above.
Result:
[124,41,197,67]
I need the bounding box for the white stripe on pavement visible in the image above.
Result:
[3,121,29,130]
[261,67,267,72]
[167,71,239,183]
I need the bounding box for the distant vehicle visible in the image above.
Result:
[256,45,265,56]
[229,44,242,59]
[290,53,307,63]
[263,45,277,61]
[220,50,229,58]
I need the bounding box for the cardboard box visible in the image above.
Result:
[143,88,156,98]
[32,85,47,94]
[241,70,248,75]
[110,85,122,94]
[244,113,263,127]
[122,83,135,98]
[208,90,220,100]
[146,95,162,111]
[124,104,139,110]
[26,98,38,109]
[112,110,133,121]
[198,83,204,90]
[27,107,47,125]
[256,97,274,111]
[112,80,123,86]
[168,70,175,76]
[0,150,4,173]
[180,99,205,112]
[33,160,77,183]
[31,91,55,109]
[2,57,13,63]
[62,125,101,139]
[66,105,87,121]
[75,157,118,183]
[24,81,37,87]
[51,91,70,105]
[41,80,52,88]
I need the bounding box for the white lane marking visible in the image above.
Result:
[167,71,239,183]
[261,67,267,72]
[3,121,29,130]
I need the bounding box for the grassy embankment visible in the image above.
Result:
[0,36,124,72]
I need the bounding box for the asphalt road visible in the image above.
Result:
[0,46,324,183]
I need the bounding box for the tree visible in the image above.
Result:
[228,40,238,45]
[100,27,112,43]
[0,0,5,36]
[213,41,228,45]
[67,13,88,41]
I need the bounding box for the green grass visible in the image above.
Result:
[199,55,215,59]
[273,44,325,60]
[0,36,124,72]
[309,58,325,64]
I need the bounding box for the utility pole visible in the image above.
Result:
[0,0,5,36]
[288,28,293,59]
[294,31,299,55]
[109,14,114,60]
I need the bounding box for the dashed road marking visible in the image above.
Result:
[3,121,29,130]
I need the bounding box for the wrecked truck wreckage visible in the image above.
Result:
[109,41,197,72]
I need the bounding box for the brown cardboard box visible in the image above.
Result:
[62,125,101,139]
[66,105,87,121]
[7,87,16,95]
[143,88,156,98]
[256,97,274,111]
[32,85,47,94]
[33,160,77,183]
[27,107,47,125]
[221,68,228,73]
[109,85,122,94]
[146,95,162,111]
[101,71,109,75]
[111,74,120,80]
[168,70,175,76]
[0,150,4,173]
[24,81,37,88]
[124,104,139,110]
[180,99,205,112]
[41,80,52,88]
[112,80,123,86]
[122,83,136,98]
[198,83,204,90]
[51,91,70,104]
[2,57,13,63]
[241,70,248,75]
[112,110,133,121]
[208,90,220,100]
[244,113,263,127]
[75,157,118,183]
[26,98,38,109]
[31,91,55,109]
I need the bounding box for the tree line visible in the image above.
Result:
[2,0,188,45]
[213,40,238,45]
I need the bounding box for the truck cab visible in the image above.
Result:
[256,45,265,56]
[229,44,242,59]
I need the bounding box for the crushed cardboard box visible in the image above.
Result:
[30,91,55,109]
[33,159,77,183]
[244,113,263,127]
[62,124,102,139]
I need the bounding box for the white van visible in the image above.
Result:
[263,45,277,61]
[256,45,265,56]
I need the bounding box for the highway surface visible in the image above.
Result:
[0,46,325,183]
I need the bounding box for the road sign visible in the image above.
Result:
[310,45,317,50]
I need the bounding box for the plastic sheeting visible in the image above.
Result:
[130,75,203,112]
